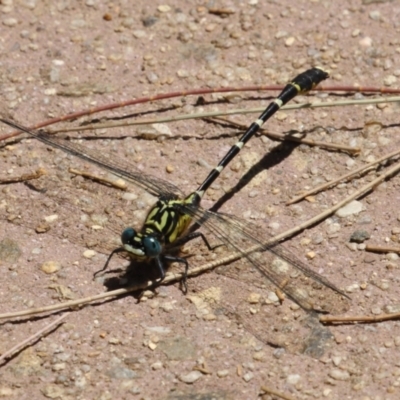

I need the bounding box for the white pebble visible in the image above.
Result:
[179,370,202,384]
[286,374,301,385]
[2,17,17,27]
[329,369,350,381]
[336,200,363,218]
[83,250,96,259]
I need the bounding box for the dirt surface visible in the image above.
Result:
[1,0,400,399]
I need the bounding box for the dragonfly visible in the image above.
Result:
[0,67,350,314]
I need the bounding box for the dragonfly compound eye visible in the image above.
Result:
[121,227,137,245]
[143,237,162,257]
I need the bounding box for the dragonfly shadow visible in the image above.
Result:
[210,139,299,213]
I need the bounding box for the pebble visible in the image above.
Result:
[329,369,350,381]
[384,75,397,86]
[157,5,171,13]
[132,30,146,39]
[42,385,64,399]
[350,230,370,243]
[383,304,400,314]
[158,336,197,361]
[44,214,59,223]
[179,370,202,384]
[387,252,399,261]
[83,250,96,259]
[40,261,61,274]
[345,283,360,293]
[153,123,172,136]
[106,366,137,379]
[0,238,21,263]
[217,369,229,378]
[243,372,254,382]
[151,361,163,370]
[247,292,261,304]
[287,374,301,385]
[265,291,279,304]
[369,10,381,21]
[336,200,363,217]
[2,17,17,27]
[122,192,138,201]
[371,306,382,315]
[147,72,159,83]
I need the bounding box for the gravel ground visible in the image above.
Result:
[1,0,400,399]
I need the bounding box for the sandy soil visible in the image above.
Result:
[1,0,400,399]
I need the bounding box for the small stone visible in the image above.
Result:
[306,251,316,259]
[247,293,261,304]
[83,250,96,259]
[252,351,265,361]
[179,370,202,384]
[369,10,381,21]
[106,366,137,379]
[177,69,190,78]
[287,374,301,385]
[265,291,279,304]
[217,369,229,378]
[384,75,397,86]
[0,238,21,263]
[41,385,64,399]
[2,17,18,27]
[146,72,158,83]
[148,341,157,350]
[336,200,363,218]
[243,372,254,382]
[166,165,174,173]
[350,230,370,243]
[157,5,171,13]
[359,36,372,47]
[122,192,137,201]
[151,361,163,370]
[383,304,400,314]
[345,283,359,293]
[329,369,350,381]
[332,356,342,366]
[152,123,172,136]
[0,387,14,397]
[371,306,382,315]
[132,30,146,39]
[387,252,399,261]
[40,261,61,274]
[205,23,216,32]
[285,36,295,46]
[44,214,58,223]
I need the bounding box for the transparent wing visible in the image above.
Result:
[180,204,350,315]
[0,118,184,199]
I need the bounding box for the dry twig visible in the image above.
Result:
[0,313,69,363]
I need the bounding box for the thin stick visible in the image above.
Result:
[41,95,400,135]
[0,313,69,363]
[320,311,400,324]
[0,168,46,184]
[2,83,398,140]
[365,244,400,254]
[207,116,359,154]
[287,147,400,204]
[260,385,297,400]
[69,168,128,190]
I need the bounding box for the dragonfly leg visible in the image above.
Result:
[93,247,125,279]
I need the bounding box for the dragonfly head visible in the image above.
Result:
[121,227,162,258]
